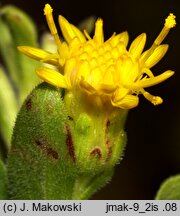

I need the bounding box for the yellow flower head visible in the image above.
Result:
[18,4,176,109]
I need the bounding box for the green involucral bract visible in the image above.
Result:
[7,83,127,199]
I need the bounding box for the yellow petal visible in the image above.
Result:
[117,56,139,85]
[143,68,154,78]
[111,94,139,109]
[36,67,69,88]
[103,65,115,85]
[90,67,102,87]
[98,84,117,94]
[129,33,146,59]
[79,78,96,94]
[93,18,104,44]
[136,70,174,88]
[69,37,82,54]
[112,87,130,102]
[71,24,86,43]
[109,31,129,48]
[18,46,59,65]
[78,60,91,79]
[59,41,69,59]
[58,15,76,43]
[143,91,163,105]
[59,15,85,43]
[118,31,129,47]
[64,58,77,86]
[144,44,169,68]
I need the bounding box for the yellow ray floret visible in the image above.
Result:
[18,4,176,109]
[36,67,70,88]
[17,46,59,65]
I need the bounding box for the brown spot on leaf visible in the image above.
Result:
[47,147,59,160]
[25,98,32,111]
[35,139,43,148]
[106,139,112,161]
[90,147,102,159]
[68,116,73,120]
[65,125,75,162]
[106,119,110,129]
[34,138,59,160]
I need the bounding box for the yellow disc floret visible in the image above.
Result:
[18,4,176,109]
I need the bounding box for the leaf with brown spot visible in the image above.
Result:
[106,139,112,161]
[106,119,110,129]
[90,147,102,159]
[25,98,32,111]
[65,124,75,162]
[47,147,59,160]
[34,138,59,160]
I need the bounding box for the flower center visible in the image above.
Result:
[65,35,132,89]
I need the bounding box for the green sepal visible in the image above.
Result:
[155,174,180,200]
[0,160,7,199]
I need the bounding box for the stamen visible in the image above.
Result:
[142,91,163,105]
[141,13,176,63]
[84,29,92,40]
[44,4,62,52]
[154,13,176,46]
[165,13,176,28]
